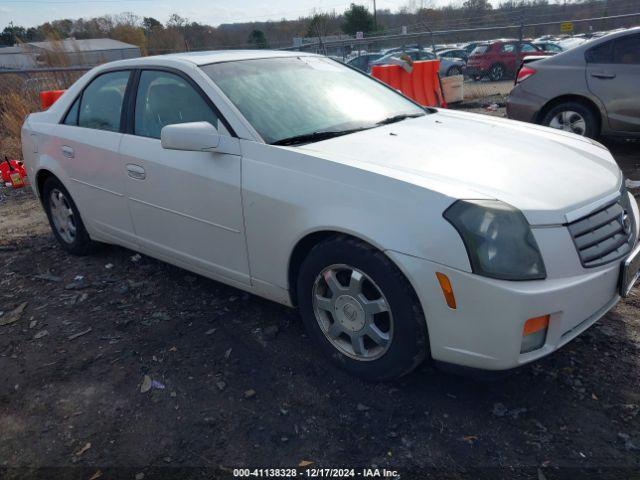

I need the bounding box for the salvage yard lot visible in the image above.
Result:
[1,124,639,478]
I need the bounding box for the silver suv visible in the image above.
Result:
[507,27,640,139]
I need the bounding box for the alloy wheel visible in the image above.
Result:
[490,64,504,81]
[312,264,393,361]
[548,110,587,136]
[49,188,77,244]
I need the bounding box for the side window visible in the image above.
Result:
[613,34,640,64]
[521,43,537,53]
[63,97,80,126]
[586,41,613,64]
[502,44,515,53]
[134,70,219,139]
[78,71,130,132]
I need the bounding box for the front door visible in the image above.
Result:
[586,33,640,134]
[119,69,250,285]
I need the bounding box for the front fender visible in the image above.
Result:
[240,140,472,291]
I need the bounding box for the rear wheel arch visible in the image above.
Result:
[36,169,56,200]
[536,95,603,132]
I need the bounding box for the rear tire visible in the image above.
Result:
[297,236,429,381]
[488,63,505,81]
[446,66,462,77]
[42,177,94,255]
[541,101,599,138]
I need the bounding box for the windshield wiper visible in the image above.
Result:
[376,113,425,126]
[271,127,371,146]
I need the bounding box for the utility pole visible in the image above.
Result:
[373,0,378,31]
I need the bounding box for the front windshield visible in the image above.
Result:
[201,56,425,144]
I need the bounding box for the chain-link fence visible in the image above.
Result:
[287,12,640,60]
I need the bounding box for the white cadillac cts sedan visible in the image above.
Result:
[22,50,640,380]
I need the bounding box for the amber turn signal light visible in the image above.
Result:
[435,272,456,309]
[523,315,550,336]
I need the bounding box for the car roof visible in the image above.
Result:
[97,49,318,69]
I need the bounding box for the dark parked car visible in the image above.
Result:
[347,53,384,73]
[507,28,640,139]
[466,40,547,81]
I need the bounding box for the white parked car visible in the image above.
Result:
[21,51,640,380]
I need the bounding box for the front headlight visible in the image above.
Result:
[444,200,546,280]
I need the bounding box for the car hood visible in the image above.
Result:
[296,109,621,225]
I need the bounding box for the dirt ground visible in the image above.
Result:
[1,118,639,479]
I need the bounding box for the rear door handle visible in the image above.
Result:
[126,164,146,180]
[61,145,74,158]
[591,71,616,79]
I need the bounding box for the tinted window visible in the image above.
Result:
[63,97,80,126]
[134,70,219,139]
[471,45,489,55]
[78,71,130,132]
[348,56,366,70]
[521,43,538,53]
[586,41,613,63]
[502,44,515,53]
[613,34,640,64]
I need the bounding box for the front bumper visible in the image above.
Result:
[387,249,621,370]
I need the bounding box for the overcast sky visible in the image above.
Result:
[0,0,476,30]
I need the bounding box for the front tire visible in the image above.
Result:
[297,236,428,381]
[42,177,94,255]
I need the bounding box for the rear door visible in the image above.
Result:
[499,42,518,73]
[55,69,137,247]
[586,33,640,133]
[119,68,250,285]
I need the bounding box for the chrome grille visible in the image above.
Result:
[568,186,635,268]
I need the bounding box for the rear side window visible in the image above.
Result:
[78,71,130,132]
[471,45,489,55]
[501,44,516,53]
[521,43,538,53]
[62,97,80,125]
[134,70,219,139]
[586,42,613,64]
[613,34,640,64]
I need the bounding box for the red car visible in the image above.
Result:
[466,40,547,81]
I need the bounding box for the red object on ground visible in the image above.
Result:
[39,90,66,110]
[0,157,28,189]
[371,60,446,108]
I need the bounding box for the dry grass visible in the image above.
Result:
[0,70,85,160]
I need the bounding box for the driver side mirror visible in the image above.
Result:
[161,121,221,152]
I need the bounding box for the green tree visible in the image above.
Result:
[247,29,268,49]
[1,23,27,45]
[142,17,162,34]
[462,0,493,11]
[342,4,375,36]
[306,13,333,38]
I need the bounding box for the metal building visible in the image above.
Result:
[0,38,141,70]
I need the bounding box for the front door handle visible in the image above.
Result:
[61,145,74,158]
[591,71,616,79]
[126,164,146,180]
